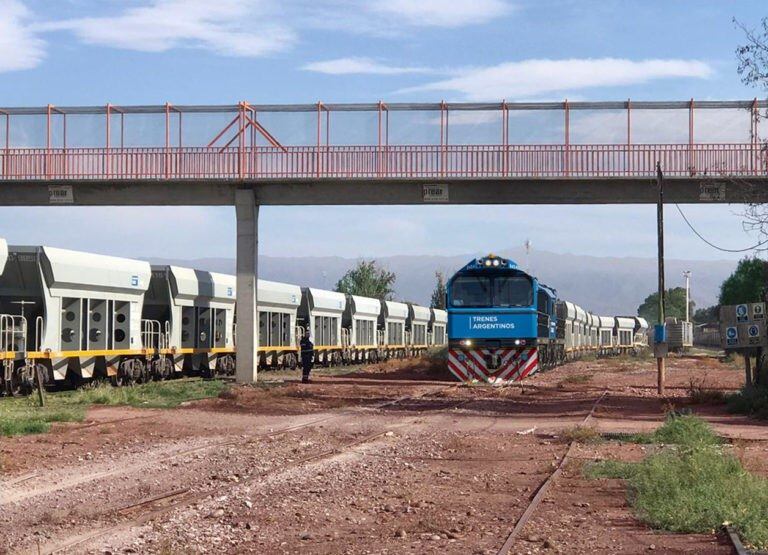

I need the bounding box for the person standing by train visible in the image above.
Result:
[299,330,314,383]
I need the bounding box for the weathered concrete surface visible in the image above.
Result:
[1,176,766,206]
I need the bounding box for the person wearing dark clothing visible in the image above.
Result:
[299,331,314,383]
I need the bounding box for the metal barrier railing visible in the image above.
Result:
[0,314,27,353]
[141,319,168,350]
[1,143,766,180]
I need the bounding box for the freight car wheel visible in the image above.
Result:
[6,372,27,396]
[284,353,298,370]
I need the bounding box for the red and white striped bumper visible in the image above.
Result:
[447,347,538,385]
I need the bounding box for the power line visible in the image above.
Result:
[674,203,768,253]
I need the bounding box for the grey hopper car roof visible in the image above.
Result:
[597,316,616,328]
[408,303,432,324]
[382,300,408,321]
[432,308,448,325]
[0,237,6,275]
[259,279,302,311]
[302,287,346,315]
[150,265,237,307]
[347,295,381,319]
[37,246,150,300]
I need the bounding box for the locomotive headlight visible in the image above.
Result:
[514,339,521,346]
[461,339,473,346]
[492,259,500,267]
[484,259,492,267]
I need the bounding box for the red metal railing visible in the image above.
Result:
[1,143,766,180]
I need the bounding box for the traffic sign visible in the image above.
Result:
[736,304,749,322]
[753,303,765,320]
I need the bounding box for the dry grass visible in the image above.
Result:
[562,425,603,444]
[686,376,727,405]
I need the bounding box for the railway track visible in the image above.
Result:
[496,390,608,555]
[2,382,456,508]
[21,386,454,554]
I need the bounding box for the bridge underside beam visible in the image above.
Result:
[0,177,767,206]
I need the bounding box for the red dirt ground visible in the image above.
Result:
[0,353,764,554]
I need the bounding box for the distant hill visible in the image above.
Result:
[145,247,736,316]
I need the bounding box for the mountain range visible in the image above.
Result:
[145,247,737,316]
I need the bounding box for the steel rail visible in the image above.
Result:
[496,390,608,555]
[37,390,440,555]
[2,382,456,508]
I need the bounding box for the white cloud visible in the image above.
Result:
[38,0,296,57]
[369,0,511,28]
[302,57,432,75]
[404,58,713,100]
[0,0,45,72]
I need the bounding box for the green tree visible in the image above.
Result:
[735,16,768,90]
[430,271,447,309]
[693,305,720,324]
[719,257,767,305]
[637,287,694,323]
[335,260,396,301]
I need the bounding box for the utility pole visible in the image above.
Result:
[524,239,532,273]
[656,162,666,395]
[683,270,691,322]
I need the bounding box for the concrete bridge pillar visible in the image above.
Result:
[235,188,259,383]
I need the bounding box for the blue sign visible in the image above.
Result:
[130,275,139,287]
[227,287,233,297]
[749,325,759,338]
[726,326,738,346]
[449,311,536,340]
[736,304,749,322]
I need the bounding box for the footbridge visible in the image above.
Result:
[1,99,767,382]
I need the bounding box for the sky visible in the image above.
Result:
[0,0,767,263]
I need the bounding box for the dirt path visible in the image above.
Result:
[0,354,763,554]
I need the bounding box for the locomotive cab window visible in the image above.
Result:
[493,276,533,307]
[450,276,491,307]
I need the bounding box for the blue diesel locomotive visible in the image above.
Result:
[446,254,563,384]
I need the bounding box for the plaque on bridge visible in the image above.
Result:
[422,184,449,203]
[48,185,74,204]
[699,181,726,202]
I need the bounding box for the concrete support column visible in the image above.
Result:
[235,188,259,383]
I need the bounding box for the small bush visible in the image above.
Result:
[651,414,720,447]
[631,447,768,548]
[586,415,768,549]
[686,378,726,405]
[727,386,768,420]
